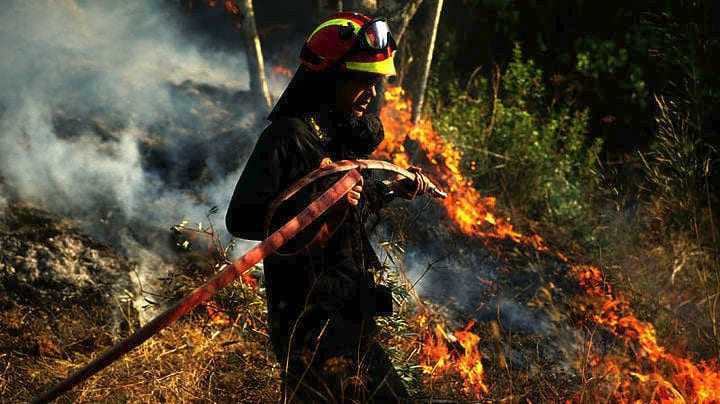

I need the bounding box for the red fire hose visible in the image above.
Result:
[33,159,446,403]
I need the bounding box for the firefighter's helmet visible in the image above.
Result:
[300,12,397,76]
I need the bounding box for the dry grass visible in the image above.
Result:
[6,198,713,403]
[0,203,280,403]
[0,281,281,403]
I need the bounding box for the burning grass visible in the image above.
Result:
[376,85,720,402]
[0,202,494,402]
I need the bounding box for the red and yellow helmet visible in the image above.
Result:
[300,12,397,76]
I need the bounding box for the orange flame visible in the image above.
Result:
[418,316,489,398]
[377,87,544,249]
[574,265,720,402]
[454,320,490,397]
[376,85,720,401]
[420,322,452,373]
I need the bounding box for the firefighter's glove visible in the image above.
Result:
[320,157,363,206]
[391,166,431,200]
[347,175,363,206]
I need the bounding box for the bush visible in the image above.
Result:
[429,44,602,237]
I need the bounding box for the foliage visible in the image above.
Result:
[640,97,712,231]
[375,266,425,397]
[425,2,720,358]
[431,0,661,155]
[429,45,602,235]
[574,35,648,111]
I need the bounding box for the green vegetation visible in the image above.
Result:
[424,0,720,359]
[429,45,602,240]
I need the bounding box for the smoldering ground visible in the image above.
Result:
[0,1,276,318]
[372,198,587,375]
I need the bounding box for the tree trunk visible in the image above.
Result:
[411,0,443,124]
[238,0,272,112]
[387,0,423,88]
[392,0,423,44]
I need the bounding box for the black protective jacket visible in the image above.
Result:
[226,107,395,359]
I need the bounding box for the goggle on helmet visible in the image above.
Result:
[300,12,397,76]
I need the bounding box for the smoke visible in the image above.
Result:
[0,1,285,319]
[371,200,588,371]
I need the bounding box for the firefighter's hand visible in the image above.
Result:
[319,158,363,206]
[319,157,333,169]
[391,166,431,200]
[347,175,363,206]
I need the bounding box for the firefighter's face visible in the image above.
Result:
[335,75,380,117]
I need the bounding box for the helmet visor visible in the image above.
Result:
[363,19,393,50]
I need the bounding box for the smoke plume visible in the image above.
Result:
[0,1,284,318]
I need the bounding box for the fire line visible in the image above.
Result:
[376,85,720,402]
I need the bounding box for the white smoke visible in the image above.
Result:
[0,1,282,319]
[0,101,146,218]
[0,1,252,213]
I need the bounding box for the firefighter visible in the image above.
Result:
[226,12,429,403]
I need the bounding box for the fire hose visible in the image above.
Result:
[34,159,447,403]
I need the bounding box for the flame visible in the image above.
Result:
[420,322,451,373]
[454,320,490,397]
[376,86,720,401]
[418,316,489,398]
[377,87,543,249]
[574,265,720,402]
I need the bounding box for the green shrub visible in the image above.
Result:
[429,44,602,235]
